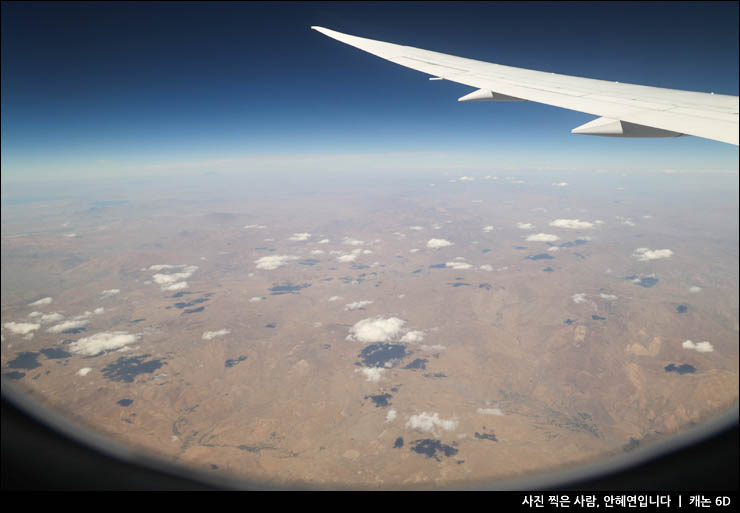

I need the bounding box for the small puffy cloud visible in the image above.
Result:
[386,409,397,422]
[254,255,298,270]
[622,220,636,227]
[345,300,373,311]
[47,319,89,333]
[3,322,40,335]
[318,239,330,244]
[362,249,373,255]
[689,286,702,293]
[68,331,140,356]
[202,329,231,340]
[33,312,64,324]
[482,226,494,232]
[427,238,453,249]
[516,222,534,230]
[93,307,105,315]
[477,407,504,416]
[599,294,618,300]
[288,232,311,241]
[459,176,475,181]
[400,330,425,343]
[151,265,198,291]
[409,248,420,253]
[243,224,267,229]
[28,297,53,307]
[445,261,472,270]
[547,246,560,252]
[420,344,447,352]
[572,293,588,304]
[552,182,569,187]
[406,412,458,434]
[101,289,120,298]
[328,296,342,302]
[682,340,714,353]
[356,367,386,382]
[633,248,673,261]
[526,233,560,242]
[249,296,265,303]
[479,264,493,271]
[347,317,405,343]
[310,249,325,255]
[337,254,357,263]
[343,237,365,246]
[163,281,188,291]
[409,226,424,231]
[77,368,92,377]
[549,219,594,229]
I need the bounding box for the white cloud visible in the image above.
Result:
[288,232,311,241]
[77,367,92,377]
[477,408,504,416]
[254,255,299,270]
[600,294,618,300]
[622,220,636,227]
[547,246,560,252]
[409,248,420,253]
[93,307,105,315]
[243,224,266,229]
[420,344,447,352]
[202,329,231,340]
[310,249,325,255]
[552,182,569,187]
[572,293,588,304]
[33,312,64,324]
[249,296,265,303]
[406,412,459,434]
[549,219,594,229]
[633,248,674,261]
[400,330,425,343]
[526,233,560,242]
[47,319,89,333]
[318,239,330,244]
[343,237,365,246]
[3,322,40,335]
[163,281,188,291]
[362,249,373,255]
[328,296,342,302]
[28,297,53,307]
[356,367,386,382]
[409,226,424,231]
[479,264,493,271]
[68,331,140,356]
[101,289,120,298]
[689,286,702,293]
[445,261,472,270]
[337,254,357,263]
[427,238,453,249]
[150,265,198,291]
[516,222,534,230]
[682,340,714,353]
[347,317,406,343]
[459,176,475,181]
[344,300,374,311]
[482,226,494,232]
[386,409,397,422]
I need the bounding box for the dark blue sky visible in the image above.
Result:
[2,1,738,182]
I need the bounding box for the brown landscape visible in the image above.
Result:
[2,169,738,488]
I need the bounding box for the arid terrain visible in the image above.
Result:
[2,169,738,488]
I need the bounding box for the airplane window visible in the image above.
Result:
[2,2,737,490]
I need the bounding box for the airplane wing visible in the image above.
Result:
[312,27,739,146]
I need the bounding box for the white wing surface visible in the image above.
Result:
[312,27,738,146]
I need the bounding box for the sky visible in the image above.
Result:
[1,1,738,184]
